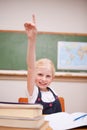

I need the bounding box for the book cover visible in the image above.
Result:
[0,102,43,118]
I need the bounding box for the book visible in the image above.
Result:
[0,102,45,129]
[0,115,45,129]
[0,121,50,130]
[0,102,43,118]
[45,112,87,130]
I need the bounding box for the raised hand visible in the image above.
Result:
[24,15,37,40]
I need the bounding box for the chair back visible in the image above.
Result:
[18,96,65,112]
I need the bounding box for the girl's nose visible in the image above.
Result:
[42,76,46,81]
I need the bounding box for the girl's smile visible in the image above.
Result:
[35,66,53,91]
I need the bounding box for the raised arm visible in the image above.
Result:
[24,15,37,96]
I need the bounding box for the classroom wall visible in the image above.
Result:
[0,0,87,113]
[0,79,87,113]
[0,0,87,33]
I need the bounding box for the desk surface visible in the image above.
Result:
[72,126,87,130]
[0,125,87,130]
[0,127,87,130]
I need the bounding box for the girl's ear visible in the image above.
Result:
[52,76,54,81]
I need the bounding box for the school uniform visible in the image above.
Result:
[27,86,62,114]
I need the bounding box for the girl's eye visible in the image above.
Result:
[38,73,43,76]
[46,75,51,78]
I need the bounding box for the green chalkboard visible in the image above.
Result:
[0,31,87,72]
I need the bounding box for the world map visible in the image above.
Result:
[57,41,87,70]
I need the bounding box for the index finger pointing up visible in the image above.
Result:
[32,14,36,25]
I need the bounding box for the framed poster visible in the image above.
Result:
[57,41,87,71]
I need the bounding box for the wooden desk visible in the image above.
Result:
[72,126,87,130]
[0,123,87,130]
[0,126,86,130]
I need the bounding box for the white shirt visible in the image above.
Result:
[26,85,56,103]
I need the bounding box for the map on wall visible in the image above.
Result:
[57,41,87,71]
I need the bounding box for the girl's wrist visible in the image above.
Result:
[28,37,36,44]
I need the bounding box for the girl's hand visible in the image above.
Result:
[24,15,37,40]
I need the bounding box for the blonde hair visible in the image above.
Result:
[36,58,55,77]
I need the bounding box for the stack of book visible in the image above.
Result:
[0,102,50,130]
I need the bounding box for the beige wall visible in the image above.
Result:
[0,78,87,113]
[0,0,87,33]
[0,0,87,113]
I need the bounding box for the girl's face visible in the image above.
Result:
[35,65,53,91]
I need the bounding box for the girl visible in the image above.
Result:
[24,15,62,114]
